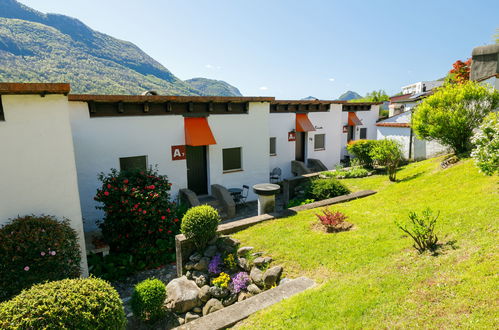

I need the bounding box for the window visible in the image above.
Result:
[0,96,4,121]
[359,127,367,139]
[119,156,147,172]
[269,137,276,156]
[223,147,242,172]
[314,134,325,150]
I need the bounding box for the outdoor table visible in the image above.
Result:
[252,183,280,215]
[228,188,243,202]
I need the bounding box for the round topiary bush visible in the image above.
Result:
[131,278,166,322]
[0,215,81,301]
[181,205,220,249]
[0,277,126,329]
[308,178,350,200]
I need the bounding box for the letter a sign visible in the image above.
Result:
[171,145,186,160]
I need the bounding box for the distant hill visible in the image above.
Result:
[184,78,242,97]
[337,90,362,101]
[301,96,318,100]
[0,0,240,96]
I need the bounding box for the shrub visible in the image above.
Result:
[369,139,403,181]
[287,198,315,208]
[181,205,220,249]
[212,272,230,289]
[347,140,378,168]
[224,253,237,270]
[308,178,350,200]
[0,277,126,329]
[315,208,351,232]
[131,278,166,323]
[323,167,370,179]
[0,215,81,301]
[94,168,182,269]
[396,208,439,253]
[413,81,499,154]
[471,112,498,175]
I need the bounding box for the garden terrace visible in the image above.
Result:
[232,157,498,328]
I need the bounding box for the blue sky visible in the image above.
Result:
[18,0,499,99]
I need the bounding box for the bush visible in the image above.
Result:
[396,208,439,253]
[95,168,182,269]
[0,277,126,329]
[308,178,350,200]
[315,208,351,232]
[413,81,499,154]
[323,167,370,179]
[369,139,403,181]
[131,278,166,323]
[346,140,377,168]
[287,198,315,208]
[181,205,220,249]
[0,215,81,301]
[471,112,498,175]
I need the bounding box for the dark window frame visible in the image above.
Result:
[359,127,367,139]
[119,155,148,172]
[222,147,242,172]
[269,137,277,156]
[0,96,4,121]
[314,133,326,151]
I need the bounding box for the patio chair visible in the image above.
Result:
[234,185,249,206]
[270,167,282,183]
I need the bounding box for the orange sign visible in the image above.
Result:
[288,131,296,141]
[171,145,186,160]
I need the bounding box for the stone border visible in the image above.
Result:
[174,276,316,330]
[175,190,376,276]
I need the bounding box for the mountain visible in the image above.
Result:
[301,96,318,100]
[337,90,362,101]
[0,0,240,96]
[184,78,242,97]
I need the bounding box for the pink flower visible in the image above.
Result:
[50,251,56,256]
[40,252,46,256]
[161,216,166,220]
[24,266,29,271]
[104,191,109,196]
[143,210,147,214]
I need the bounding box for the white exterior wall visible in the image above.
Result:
[401,81,443,94]
[0,95,88,275]
[340,105,380,159]
[376,126,412,159]
[268,112,295,179]
[69,101,269,231]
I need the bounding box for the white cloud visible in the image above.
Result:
[328,78,335,82]
[205,64,221,70]
[259,86,269,91]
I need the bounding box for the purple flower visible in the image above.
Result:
[50,251,56,256]
[231,272,250,293]
[208,254,222,274]
[24,266,30,271]
[40,252,46,256]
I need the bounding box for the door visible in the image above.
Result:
[347,126,355,142]
[295,132,306,162]
[186,146,208,195]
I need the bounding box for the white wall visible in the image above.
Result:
[0,95,88,275]
[268,112,295,179]
[340,105,380,159]
[376,126,412,159]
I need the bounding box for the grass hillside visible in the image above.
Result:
[234,157,498,329]
[184,78,242,97]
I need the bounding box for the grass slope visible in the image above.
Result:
[234,157,498,329]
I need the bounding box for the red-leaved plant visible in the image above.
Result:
[315,208,351,232]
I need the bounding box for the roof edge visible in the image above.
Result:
[0,83,70,95]
[68,94,275,103]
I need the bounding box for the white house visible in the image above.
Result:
[401,80,443,95]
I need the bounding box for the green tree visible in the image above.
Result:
[369,139,403,182]
[412,81,499,155]
[349,90,389,103]
[471,112,499,175]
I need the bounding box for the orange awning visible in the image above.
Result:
[184,117,217,146]
[348,112,363,126]
[296,113,316,132]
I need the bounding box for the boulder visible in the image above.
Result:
[247,284,262,295]
[237,292,252,302]
[192,307,202,313]
[237,257,251,271]
[185,270,193,280]
[192,271,208,287]
[177,317,185,325]
[209,286,230,299]
[185,312,200,323]
[202,298,224,316]
[185,261,196,271]
[254,256,273,267]
[263,266,283,288]
[222,293,238,306]
[198,285,211,302]
[250,266,264,287]
[279,277,292,286]
[165,276,201,313]
[203,245,218,257]
[189,252,202,262]
[193,257,210,271]
[237,246,254,256]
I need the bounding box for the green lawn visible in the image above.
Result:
[234,157,498,329]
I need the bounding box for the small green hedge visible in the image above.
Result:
[308,178,350,200]
[181,205,220,249]
[0,277,126,329]
[0,215,81,301]
[346,140,378,168]
[131,278,166,322]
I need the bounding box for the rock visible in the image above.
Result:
[185,271,193,279]
[208,236,218,245]
[202,298,224,316]
[237,257,251,271]
[250,266,264,287]
[263,256,273,264]
[185,312,200,323]
[165,276,201,313]
[237,246,254,256]
[237,292,252,302]
[189,252,202,262]
[192,307,202,313]
[203,245,218,257]
[198,285,211,302]
[209,286,229,299]
[177,317,185,325]
[192,271,208,287]
[247,284,262,295]
[279,277,292,286]
[126,312,133,318]
[263,266,283,288]
[251,252,264,257]
[185,261,196,271]
[222,293,238,306]
[216,236,240,253]
[193,257,210,271]
[254,256,273,267]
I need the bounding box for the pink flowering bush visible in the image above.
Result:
[94,168,183,269]
[0,215,81,302]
